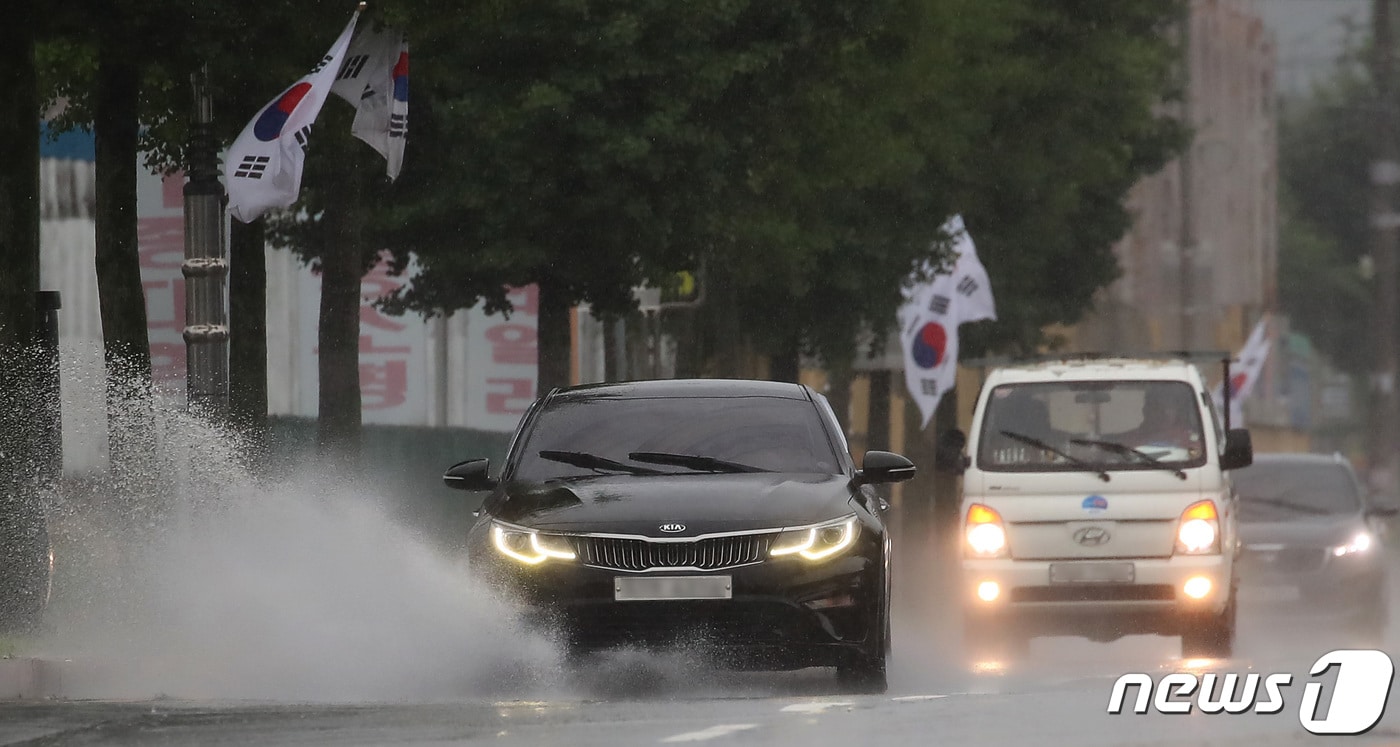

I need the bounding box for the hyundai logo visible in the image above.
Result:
[659,523,686,533]
[1073,526,1111,546]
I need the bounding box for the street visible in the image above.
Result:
[4,520,1398,747]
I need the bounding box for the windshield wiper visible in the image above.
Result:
[999,430,1109,482]
[537,450,666,476]
[627,451,770,474]
[1241,496,1331,515]
[1070,438,1187,480]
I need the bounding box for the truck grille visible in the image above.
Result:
[570,534,773,571]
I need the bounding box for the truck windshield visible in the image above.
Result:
[976,380,1208,473]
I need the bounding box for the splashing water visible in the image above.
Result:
[35,362,561,702]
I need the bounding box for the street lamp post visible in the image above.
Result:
[183,66,230,417]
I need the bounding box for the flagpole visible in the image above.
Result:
[184,63,230,417]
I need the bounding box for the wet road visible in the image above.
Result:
[2,632,1398,746]
[6,525,1400,746]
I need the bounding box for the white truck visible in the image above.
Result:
[938,357,1253,660]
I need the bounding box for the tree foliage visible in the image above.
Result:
[1276,63,1374,376]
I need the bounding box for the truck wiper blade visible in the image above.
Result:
[537,450,666,476]
[999,430,1110,482]
[627,451,770,474]
[1070,438,1187,480]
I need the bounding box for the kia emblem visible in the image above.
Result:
[659,523,686,533]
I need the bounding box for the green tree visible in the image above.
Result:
[1275,67,1373,376]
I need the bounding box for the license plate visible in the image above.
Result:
[614,575,733,601]
[1238,585,1301,603]
[1049,562,1135,584]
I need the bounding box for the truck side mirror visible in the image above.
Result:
[935,429,969,475]
[1221,429,1253,470]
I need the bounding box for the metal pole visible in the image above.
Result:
[183,65,230,416]
[1370,0,1400,493]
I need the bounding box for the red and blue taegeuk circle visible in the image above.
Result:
[910,322,947,369]
[392,52,409,102]
[253,82,313,142]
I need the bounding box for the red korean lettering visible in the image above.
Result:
[485,324,537,365]
[358,335,411,355]
[507,285,539,316]
[361,360,409,409]
[486,377,533,414]
[137,216,185,269]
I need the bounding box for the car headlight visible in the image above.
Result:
[770,516,858,561]
[491,523,576,565]
[1332,532,1373,557]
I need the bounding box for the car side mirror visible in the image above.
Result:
[857,450,916,485]
[934,429,969,475]
[1221,429,1253,470]
[443,458,497,491]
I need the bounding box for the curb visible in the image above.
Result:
[0,658,66,700]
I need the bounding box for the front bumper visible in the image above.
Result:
[483,549,883,668]
[961,555,1231,638]
[1237,550,1386,621]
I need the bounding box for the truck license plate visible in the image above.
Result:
[1049,562,1135,584]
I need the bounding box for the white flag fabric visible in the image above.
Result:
[1212,315,1272,427]
[330,24,409,179]
[899,215,998,429]
[225,9,361,223]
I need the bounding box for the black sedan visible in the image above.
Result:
[443,378,914,693]
[1232,452,1396,646]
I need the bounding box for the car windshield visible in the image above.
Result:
[1233,461,1362,519]
[511,394,841,481]
[977,380,1208,473]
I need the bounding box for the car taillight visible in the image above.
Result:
[965,504,1008,558]
[1175,500,1220,555]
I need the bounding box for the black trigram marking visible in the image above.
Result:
[311,52,334,75]
[921,379,940,396]
[294,126,312,149]
[359,85,377,101]
[233,155,270,179]
[389,113,408,138]
[928,294,950,315]
[957,276,979,296]
[339,54,369,80]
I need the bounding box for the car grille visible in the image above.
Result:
[569,534,773,571]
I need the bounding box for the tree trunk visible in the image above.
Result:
[0,0,50,633]
[536,278,572,392]
[230,218,268,452]
[768,332,801,383]
[94,45,152,474]
[316,195,365,464]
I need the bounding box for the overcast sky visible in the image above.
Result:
[1253,0,1369,94]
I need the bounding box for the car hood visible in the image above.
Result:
[1239,514,1367,548]
[492,472,858,536]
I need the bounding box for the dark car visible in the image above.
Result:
[1232,452,1396,645]
[443,378,914,693]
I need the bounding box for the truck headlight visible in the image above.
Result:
[1175,500,1220,555]
[965,504,1008,558]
